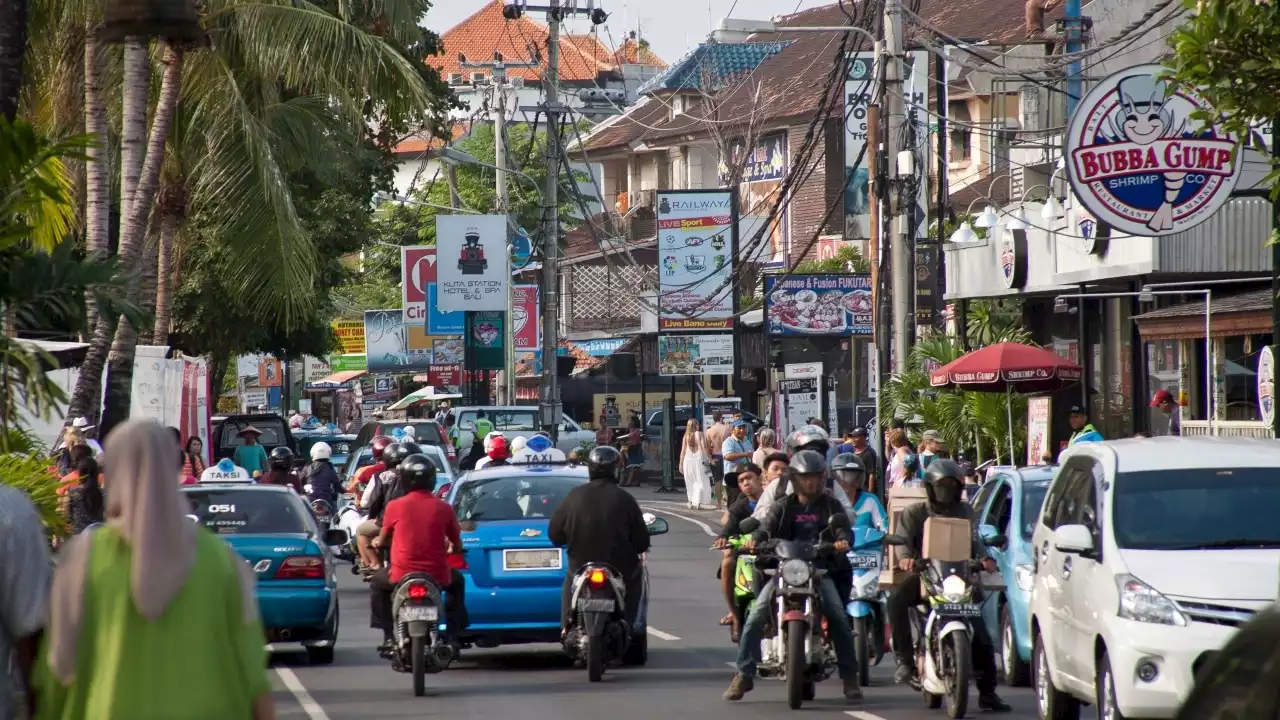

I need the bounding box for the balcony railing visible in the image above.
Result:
[1180,420,1274,439]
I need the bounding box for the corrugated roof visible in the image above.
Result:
[1133,288,1271,320]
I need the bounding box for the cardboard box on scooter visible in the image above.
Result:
[922,517,972,562]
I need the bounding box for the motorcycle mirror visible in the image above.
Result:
[883,534,906,546]
[738,518,761,534]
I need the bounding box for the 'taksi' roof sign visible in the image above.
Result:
[1065,64,1242,237]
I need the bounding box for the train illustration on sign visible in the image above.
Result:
[458,228,488,274]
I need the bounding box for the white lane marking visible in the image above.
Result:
[725,661,737,668]
[846,713,889,720]
[647,626,681,641]
[274,666,331,720]
[641,505,716,537]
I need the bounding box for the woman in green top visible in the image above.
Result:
[35,420,276,720]
[233,426,270,476]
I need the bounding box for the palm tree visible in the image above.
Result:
[0,0,30,120]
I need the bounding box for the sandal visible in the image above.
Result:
[719,613,734,626]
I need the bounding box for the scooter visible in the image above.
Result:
[846,525,886,688]
[334,494,363,563]
[385,570,457,696]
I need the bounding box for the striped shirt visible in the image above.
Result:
[0,486,52,720]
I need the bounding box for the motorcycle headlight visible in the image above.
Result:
[781,559,811,586]
[1117,574,1186,626]
[941,574,969,603]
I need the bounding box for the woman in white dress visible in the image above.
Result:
[679,419,713,510]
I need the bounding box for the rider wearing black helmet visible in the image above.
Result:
[549,444,651,637]
[752,425,857,522]
[357,441,423,572]
[725,448,862,703]
[885,459,1010,712]
[260,446,302,493]
[370,453,467,649]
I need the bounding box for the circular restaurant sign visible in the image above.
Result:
[1066,64,1242,237]
[1259,346,1275,426]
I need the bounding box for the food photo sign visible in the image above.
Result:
[765,274,873,336]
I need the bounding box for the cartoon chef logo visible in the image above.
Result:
[999,242,1016,288]
[1066,64,1242,237]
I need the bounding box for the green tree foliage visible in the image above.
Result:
[792,243,872,274]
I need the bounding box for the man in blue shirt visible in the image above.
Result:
[1067,405,1104,446]
[721,420,754,506]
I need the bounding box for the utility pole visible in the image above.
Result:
[1272,114,1279,439]
[882,0,909,373]
[539,5,563,440]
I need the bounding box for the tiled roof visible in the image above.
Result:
[427,1,665,84]
[392,123,470,155]
[638,41,793,94]
[583,0,1054,154]
[1133,288,1271,320]
[614,38,666,68]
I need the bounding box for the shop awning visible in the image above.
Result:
[307,370,366,389]
[386,386,462,411]
[1133,288,1271,341]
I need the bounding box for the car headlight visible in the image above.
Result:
[1116,574,1186,626]
[781,559,811,586]
[1015,564,1034,592]
[941,574,969,603]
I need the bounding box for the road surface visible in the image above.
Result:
[265,493,1039,719]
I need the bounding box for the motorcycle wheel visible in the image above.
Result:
[785,619,808,710]
[587,633,605,682]
[944,632,972,719]
[411,636,426,697]
[854,616,872,687]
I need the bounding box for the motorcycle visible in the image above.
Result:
[563,513,669,681]
[334,494,363,564]
[383,568,458,697]
[883,526,1006,718]
[846,525,886,688]
[737,514,849,710]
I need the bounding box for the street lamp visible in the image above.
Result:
[948,198,995,244]
[1056,288,1215,436]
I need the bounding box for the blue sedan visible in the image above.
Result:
[970,465,1054,687]
[442,464,656,661]
[182,482,343,664]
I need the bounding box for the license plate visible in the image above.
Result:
[578,597,616,612]
[847,554,879,569]
[936,603,981,617]
[400,605,438,622]
[503,548,562,571]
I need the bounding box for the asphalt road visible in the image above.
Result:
[265,491,1040,720]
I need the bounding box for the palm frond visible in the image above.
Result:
[0,118,92,251]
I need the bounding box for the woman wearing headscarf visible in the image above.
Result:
[751,428,778,469]
[61,455,105,535]
[34,420,275,720]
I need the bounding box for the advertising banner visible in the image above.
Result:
[778,378,821,435]
[432,338,464,365]
[363,309,433,372]
[720,134,788,266]
[657,334,734,376]
[467,311,505,371]
[427,363,462,388]
[257,357,281,387]
[513,284,540,352]
[702,397,741,430]
[436,215,510,312]
[656,190,735,330]
[426,283,464,335]
[765,274,873,336]
[843,51,877,240]
[327,354,366,372]
[1027,396,1051,466]
[1065,64,1242,236]
[303,356,330,383]
[401,245,435,325]
[333,320,365,354]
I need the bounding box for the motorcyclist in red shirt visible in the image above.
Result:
[348,435,392,496]
[370,453,468,652]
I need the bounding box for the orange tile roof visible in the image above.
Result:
[426,1,665,84]
[392,122,470,156]
[614,38,666,68]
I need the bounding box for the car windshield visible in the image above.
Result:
[302,438,353,457]
[457,411,537,432]
[219,421,286,448]
[1021,482,1050,539]
[1113,468,1280,550]
[453,474,582,521]
[185,489,310,535]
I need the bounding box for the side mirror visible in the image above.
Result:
[883,534,906,547]
[436,483,452,498]
[646,517,669,535]
[738,518,761,535]
[323,528,349,547]
[979,523,1007,548]
[1053,524,1095,555]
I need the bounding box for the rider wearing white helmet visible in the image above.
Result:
[300,441,339,504]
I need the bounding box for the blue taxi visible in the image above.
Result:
[182,482,347,664]
[441,455,660,660]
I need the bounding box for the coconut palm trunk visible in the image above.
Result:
[0,0,29,120]
[153,192,181,346]
[83,27,109,333]
[98,43,184,438]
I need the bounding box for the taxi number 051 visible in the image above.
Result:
[208,504,236,513]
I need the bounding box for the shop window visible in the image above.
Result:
[1146,340,1180,435]
[949,101,971,163]
[1223,334,1273,422]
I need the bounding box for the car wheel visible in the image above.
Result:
[1096,651,1127,720]
[1033,629,1080,720]
[307,646,335,665]
[1001,603,1031,687]
[622,631,648,666]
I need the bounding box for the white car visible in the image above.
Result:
[1028,437,1280,720]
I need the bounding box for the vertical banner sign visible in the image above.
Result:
[401,246,437,328]
[902,50,936,328]
[656,190,735,330]
[512,284,540,352]
[779,378,820,435]
[720,133,789,266]
[467,311,506,371]
[843,51,878,240]
[1026,396,1051,465]
[436,215,510,312]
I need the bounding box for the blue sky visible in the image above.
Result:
[425,0,833,67]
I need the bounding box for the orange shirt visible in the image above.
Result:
[57,472,104,496]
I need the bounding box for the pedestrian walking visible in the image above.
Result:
[679,419,713,510]
[35,420,275,720]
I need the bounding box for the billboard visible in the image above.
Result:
[656,190,735,330]
[363,309,433,372]
[657,334,734,376]
[332,320,365,354]
[436,215,510,312]
[512,284,540,352]
[765,274,873,336]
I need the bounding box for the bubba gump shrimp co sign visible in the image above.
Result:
[1066,64,1243,237]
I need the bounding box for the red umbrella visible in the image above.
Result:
[930,342,1082,393]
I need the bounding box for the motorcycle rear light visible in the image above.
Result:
[447,554,468,570]
[588,569,607,586]
[407,584,429,600]
[274,556,325,579]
